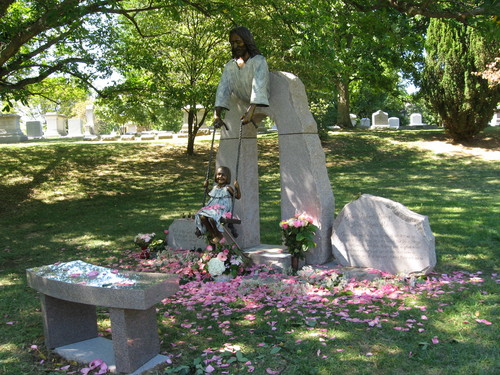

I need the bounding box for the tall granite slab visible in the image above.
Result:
[217,71,334,264]
[0,113,28,143]
[331,194,436,275]
[26,120,43,138]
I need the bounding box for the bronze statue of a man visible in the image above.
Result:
[214,27,270,128]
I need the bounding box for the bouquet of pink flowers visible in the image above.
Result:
[134,233,156,249]
[279,213,318,259]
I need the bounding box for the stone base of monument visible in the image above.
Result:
[54,337,169,374]
[399,125,438,130]
[167,218,301,270]
[244,244,299,271]
[83,134,100,141]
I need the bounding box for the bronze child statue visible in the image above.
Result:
[195,166,241,243]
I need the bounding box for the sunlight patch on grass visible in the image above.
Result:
[0,277,20,287]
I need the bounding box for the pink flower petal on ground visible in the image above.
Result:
[86,270,99,278]
[266,369,280,374]
[432,336,439,344]
[206,364,215,373]
[476,319,492,325]
[30,345,38,350]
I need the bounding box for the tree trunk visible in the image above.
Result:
[336,77,353,128]
[186,107,196,155]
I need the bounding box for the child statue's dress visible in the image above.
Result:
[195,185,233,235]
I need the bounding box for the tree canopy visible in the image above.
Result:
[1,0,498,143]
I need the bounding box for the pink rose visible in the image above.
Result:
[217,253,227,262]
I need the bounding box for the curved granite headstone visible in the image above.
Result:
[331,194,436,275]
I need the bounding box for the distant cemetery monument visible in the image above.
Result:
[0,113,28,143]
[371,110,390,129]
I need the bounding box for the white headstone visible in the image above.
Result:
[44,112,67,137]
[331,194,436,275]
[68,118,84,137]
[126,123,138,133]
[388,117,400,129]
[359,118,370,128]
[410,113,424,126]
[85,105,95,135]
[371,110,389,128]
[350,114,357,126]
[489,109,500,127]
[26,120,43,138]
[0,113,28,143]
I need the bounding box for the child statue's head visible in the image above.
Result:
[215,166,231,185]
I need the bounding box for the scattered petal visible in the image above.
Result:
[476,319,492,325]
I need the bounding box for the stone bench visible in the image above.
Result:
[26,260,179,374]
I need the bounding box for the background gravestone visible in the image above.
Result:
[331,194,436,274]
[410,113,425,126]
[371,110,389,129]
[68,118,84,137]
[0,113,28,143]
[45,112,67,137]
[26,120,43,138]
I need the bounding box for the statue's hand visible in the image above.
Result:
[213,117,227,130]
[241,104,258,127]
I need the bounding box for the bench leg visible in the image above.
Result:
[109,307,160,374]
[40,294,98,349]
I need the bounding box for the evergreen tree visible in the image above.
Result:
[422,18,499,142]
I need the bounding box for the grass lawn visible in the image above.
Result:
[0,128,498,374]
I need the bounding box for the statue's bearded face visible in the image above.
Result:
[230,33,248,59]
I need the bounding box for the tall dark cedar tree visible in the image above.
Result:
[422,18,500,142]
